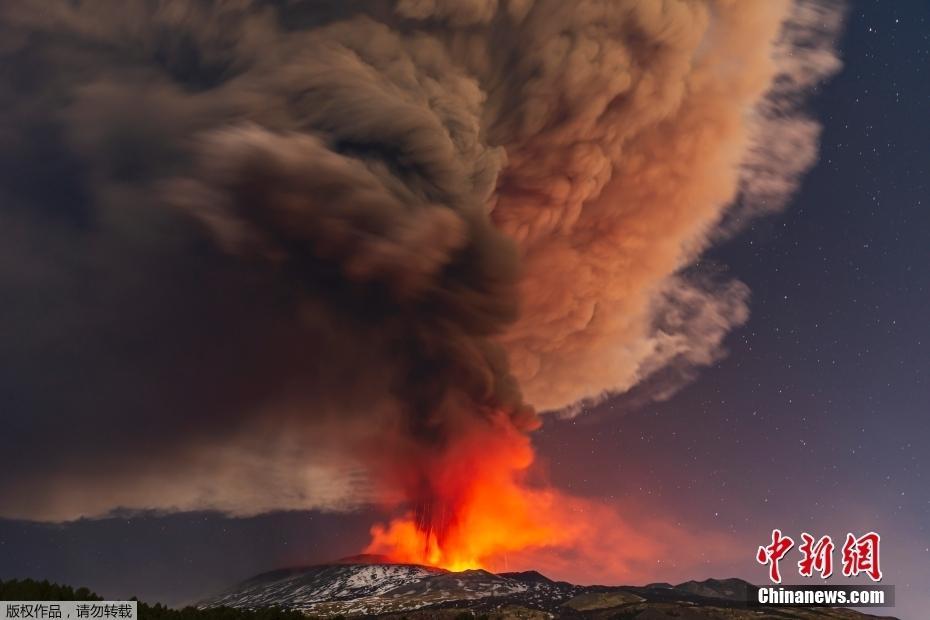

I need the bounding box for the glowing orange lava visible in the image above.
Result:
[364,411,736,583]
[364,412,580,572]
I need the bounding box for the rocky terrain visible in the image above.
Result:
[199,559,897,619]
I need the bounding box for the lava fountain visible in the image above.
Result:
[362,408,729,584]
[364,411,580,572]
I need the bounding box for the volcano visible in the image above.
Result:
[198,559,897,619]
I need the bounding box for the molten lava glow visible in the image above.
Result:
[364,412,581,572]
[365,463,573,572]
[364,411,739,581]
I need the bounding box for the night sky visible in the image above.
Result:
[1,1,928,619]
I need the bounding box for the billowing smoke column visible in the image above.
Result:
[0,0,842,570]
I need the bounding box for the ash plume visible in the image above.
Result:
[0,0,843,521]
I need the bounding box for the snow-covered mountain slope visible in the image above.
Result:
[200,564,898,619]
[199,562,579,616]
[202,563,446,612]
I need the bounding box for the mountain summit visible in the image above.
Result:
[199,561,896,619]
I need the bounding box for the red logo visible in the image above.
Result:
[842,532,882,581]
[798,533,834,579]
[756,529,794,584]
[757,530,882,583]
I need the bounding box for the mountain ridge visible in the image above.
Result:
[199,560,898,619]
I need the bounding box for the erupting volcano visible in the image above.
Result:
[0,2,844,594]
[364,412,574,572]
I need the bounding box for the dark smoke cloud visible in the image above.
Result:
[0,0,841,520]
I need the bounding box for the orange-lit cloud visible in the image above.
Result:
[0,0,842,552]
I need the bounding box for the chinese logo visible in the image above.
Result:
[757,529,882,583]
